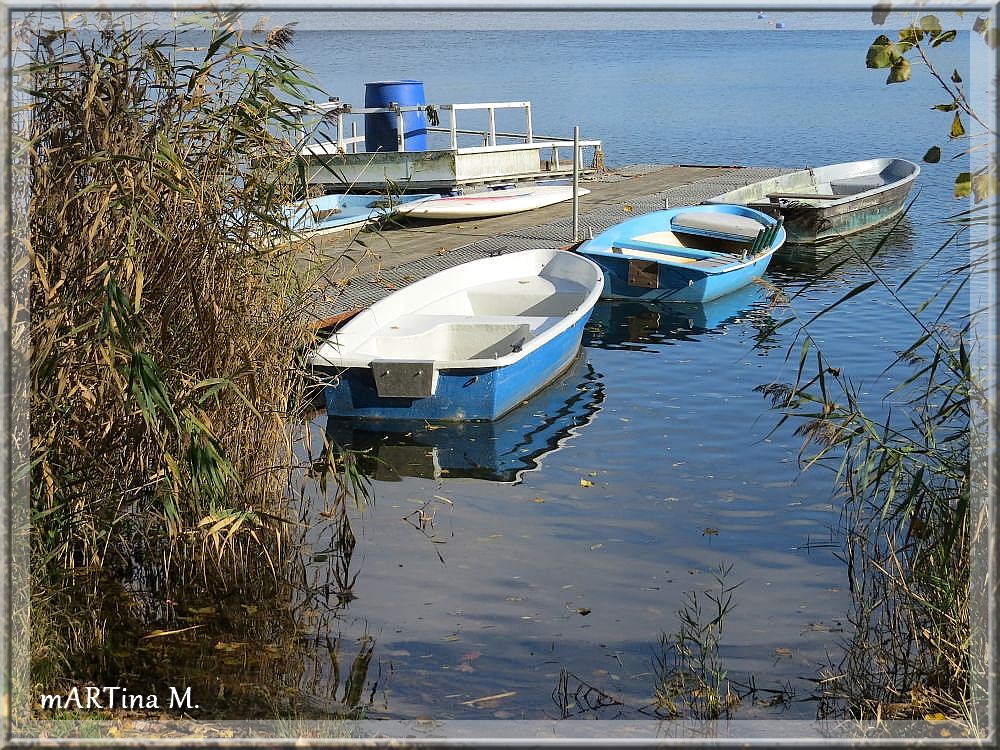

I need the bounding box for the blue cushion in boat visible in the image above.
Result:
[671,211,766,239]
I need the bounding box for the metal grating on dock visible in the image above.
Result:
[306,165,799,325]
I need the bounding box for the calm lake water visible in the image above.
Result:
[31,15,974,731]
[273,21,976,723]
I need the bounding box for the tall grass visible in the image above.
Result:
[19,9,320,576]
[12,10,338,705]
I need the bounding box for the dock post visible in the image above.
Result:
[572,125,580,242]
[395,105,405,152]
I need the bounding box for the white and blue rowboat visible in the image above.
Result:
[284,192,437,236]
[307,248,604,421]
[575,204,784,303]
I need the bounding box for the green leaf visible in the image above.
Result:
[949,111,965,138]
[931,102,958,112]
[887,58,911,84]
[954,172,971,198]
[951,69,962,83]
[866,35,897,68]
[899,27,923,45]
[930,29,958,47]
[922,146,941,163]
[919,15,942,35]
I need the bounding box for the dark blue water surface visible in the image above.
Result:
[286,25,975,723]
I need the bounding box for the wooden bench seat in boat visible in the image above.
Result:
[610,239,735,270]
[766,192,839,201]
[829,175,886,194]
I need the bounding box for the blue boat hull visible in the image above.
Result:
[323,312,592,421]
[590,251,773,303]
[324,355,604,482]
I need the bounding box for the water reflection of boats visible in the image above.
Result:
[584,282,766,350]
[324,355,605,483]
[767,215,916,282]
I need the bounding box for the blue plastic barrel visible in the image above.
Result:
[364,80,428,152]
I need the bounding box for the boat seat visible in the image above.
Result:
[382,313,551,338]
[829,176,885,195]
[612,238,718,261]
[670,211,766,241]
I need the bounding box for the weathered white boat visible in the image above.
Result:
[704,157,919,244]
[393,185,590,220]
[307,249,604,421]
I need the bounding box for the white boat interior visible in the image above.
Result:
[310,250,602,370]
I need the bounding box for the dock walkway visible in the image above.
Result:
[300,164,797,327]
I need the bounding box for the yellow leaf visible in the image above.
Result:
[141,624,204,639]
[924,712,947,722]
[950,111,965,138]
[580,479,594,487]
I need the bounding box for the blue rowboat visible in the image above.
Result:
[323,354,605,483]
[575,204,784,303]
[704,157,919,244]
[284,192,437,236]
[307,249,604,421]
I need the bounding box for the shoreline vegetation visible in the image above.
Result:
[14,10,347,726]
[9,9,992,739]
[756,10,994,729]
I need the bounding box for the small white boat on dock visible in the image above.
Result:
[393,184,590,220]
[308,249,604,421]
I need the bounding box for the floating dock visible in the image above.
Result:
[299,164,798,329]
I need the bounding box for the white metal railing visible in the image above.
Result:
[297,100,601,168]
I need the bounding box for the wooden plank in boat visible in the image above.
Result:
[766,192,839,200]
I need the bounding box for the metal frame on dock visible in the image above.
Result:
[296,99,603,191]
